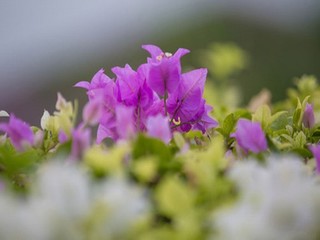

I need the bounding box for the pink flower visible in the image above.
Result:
[167,69,207,131]
[146,114,171,144]
[192,104,218,133]
[115,105,136,140]
[232,118,267,154]
[303,103,315,128]
[142,44,189,97]
[71,124,91,160]
[58,130,69,144]
[82,97,104,126]
[75,69,115,101]
[0,114,34,151]
[309,144,320,173]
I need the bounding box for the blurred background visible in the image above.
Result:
[1,0,320,125]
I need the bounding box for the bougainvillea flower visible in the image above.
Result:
[75,69,108,90]
[136,81,154,110]
[75,69,115,100]
[192,104,218,133]
[309,144,320,173]
[146,114,171,143]
[76,44,217,143]
[112,65,155,132]
[303,103,315,128]
[96,114,117,144]
[142,44,190,65]
[33,130,44,148]
[113,64,154,110]
[75,69,119,143]
[112,65,140,106]
[116,105,136,140]
[232,118,267,154]
[82,97,104,126]
[141,45,163,60]
[96,105,136,142]
[167,69,208,131]
[142,44,189,96]
[58,130,69,144]
[179,68,207,96]
[143,100,165,119]
[0,114,34,151]
[71,124,91,160]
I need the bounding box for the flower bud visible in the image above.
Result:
[303,103,315,128]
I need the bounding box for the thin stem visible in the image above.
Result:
[136,106,141,132]
[136,93,141,131]
[164,92,168,116]
[206,133,212,142]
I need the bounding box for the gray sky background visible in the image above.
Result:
[0,0,319,123]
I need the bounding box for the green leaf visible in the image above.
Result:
[218,113,236,137]
[310,129,320,143]
[293,107,301,129]
[269,113,289,134]
[132,157,158,183]
[296,75,318,96]
[207,42,248,80]
[132,135,178,174]
[217,110,251,137]
[155,176,195,217]
[285,125,294,136]
[280,134,294,145]
[184,130,202,139]
[293,96,310,129]
[292,148,312,158]
[132,135,172,161]
[0,143,44,188]
[173,132,186,150]
[252,105,271,129]
[233,109,251,120]
[293,131,307,149]
[84,144,128,176]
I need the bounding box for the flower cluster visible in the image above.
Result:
[75,45,217,143]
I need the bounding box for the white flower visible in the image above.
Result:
[31,161,91,240]
[33,161,91,219]
[213,155,320,240]
[0,160,150,239]
[0,110,9,117]
[90,177,150,238]
[0,196,50,240]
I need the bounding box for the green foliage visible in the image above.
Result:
[40,94,77,148]
[1,44,320,239]
[205,43,248,80]
[84,144,129,177]
[216,109,251,137]
[132,135,180,175]
[0,141,43,189]
[155,176,195,217]
[203,43,249,114]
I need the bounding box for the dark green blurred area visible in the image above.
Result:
[156,17,320,104]
[26,16,320,124]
